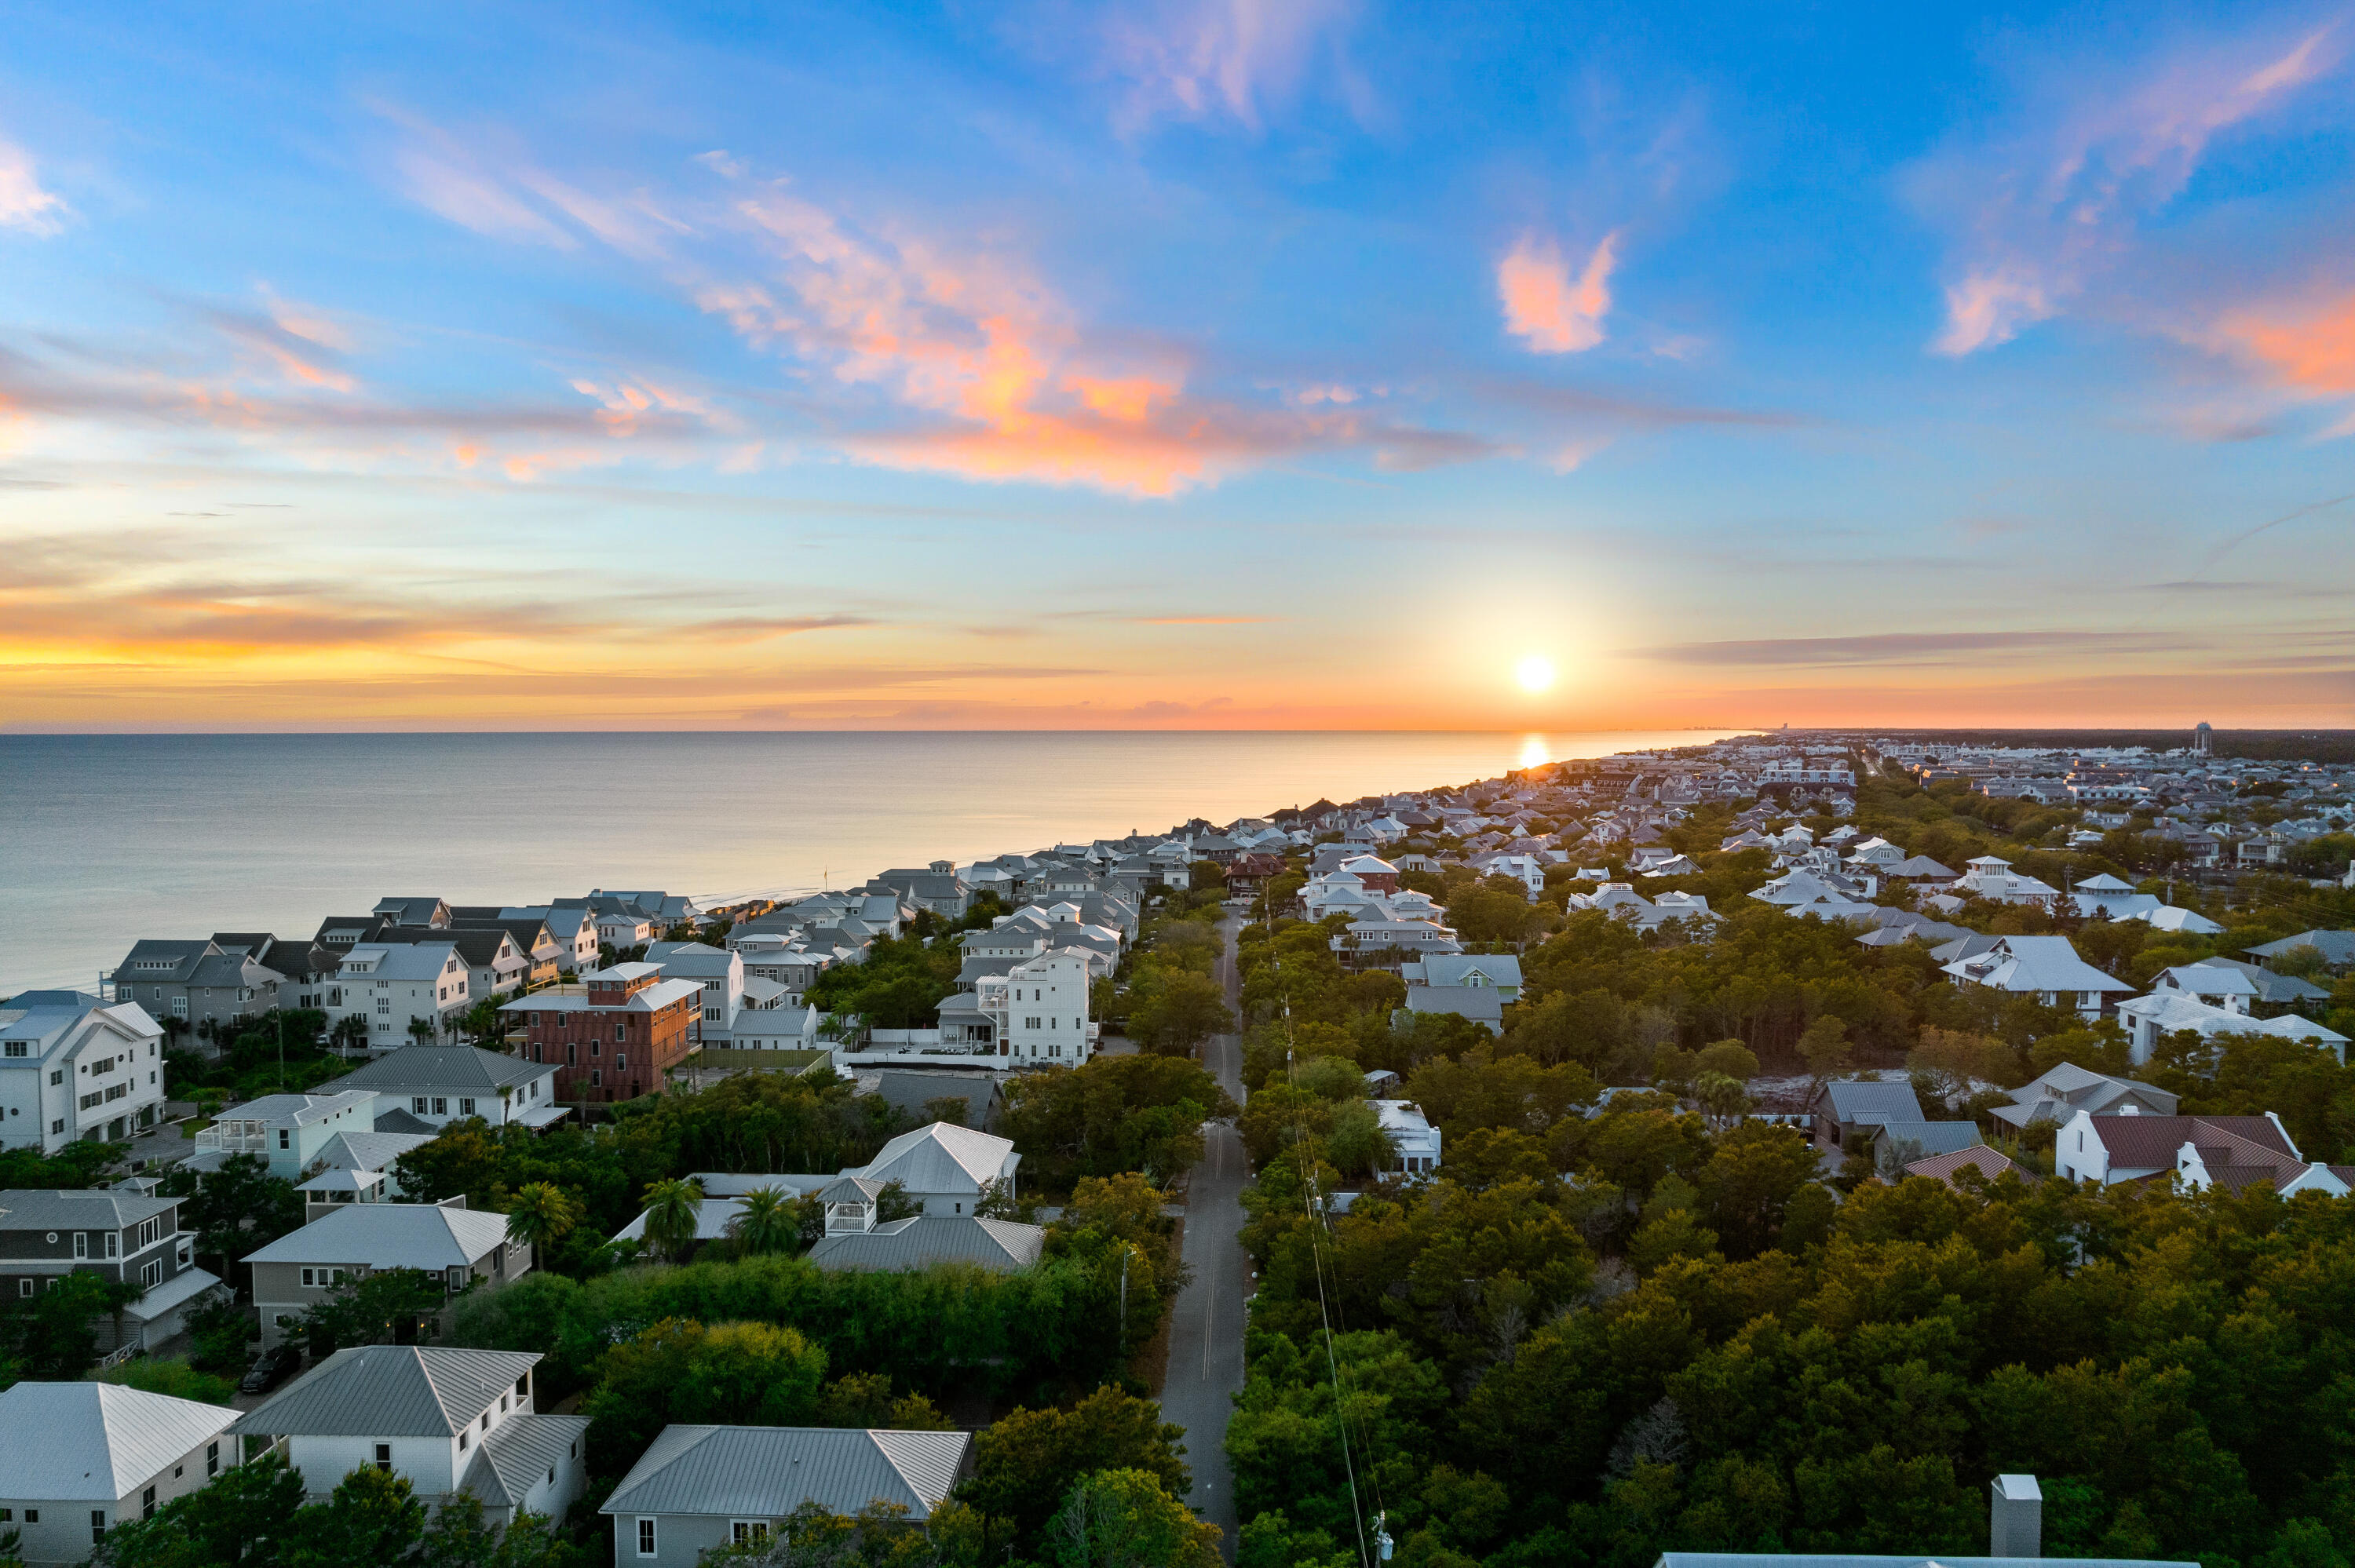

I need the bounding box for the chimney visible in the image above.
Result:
[1989,1474,2042,1558]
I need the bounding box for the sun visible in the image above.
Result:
[1515,654,1555,694]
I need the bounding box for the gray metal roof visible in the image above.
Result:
[602,1426,969,1521]
[806,1216,1044,1273]
[462,1411,589,1508]
[311,1129,439,1172]
[1872,1120,1985,1157]
[1819,1080,1926,1125]
[234,1344,542,1439]
[0,1187,177,1232]
[241,1201,511,1268]
[859,1123,1016,1194]
[325,1045,550,1095]
[0,1381,239,1501]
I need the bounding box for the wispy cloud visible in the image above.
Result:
[0,139,68,236]
[1091,0,1368,134]
[1914,23,2343,355]
[1637,630,2190,667]
[1498,232,1619,354]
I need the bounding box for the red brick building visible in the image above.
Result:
[499,961,699,1103]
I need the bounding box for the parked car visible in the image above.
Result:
[239,1343,301,1395]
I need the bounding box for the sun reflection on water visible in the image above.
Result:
[1518,733,1550,771]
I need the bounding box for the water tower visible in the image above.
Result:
[2193,720,2213,757]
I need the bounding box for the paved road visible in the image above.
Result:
[1161,913,1250,1559]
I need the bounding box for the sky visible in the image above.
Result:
[2,0,2352,732]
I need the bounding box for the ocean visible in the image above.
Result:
[0,729,1735,995]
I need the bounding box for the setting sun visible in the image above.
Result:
[1515,654,1556,693]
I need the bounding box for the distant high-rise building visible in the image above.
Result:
[2193,720,2213,757]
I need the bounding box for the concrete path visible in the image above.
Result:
[1160,913,1250,1559]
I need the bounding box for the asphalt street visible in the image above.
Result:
[1159,912,1251,1560]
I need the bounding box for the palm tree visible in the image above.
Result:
[505,1182,585,1261]
[640,1177,706,1263]
[726,1186,794,1256]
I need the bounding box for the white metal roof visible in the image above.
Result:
[0,1381,239,1501]
[241,1201,511,1268]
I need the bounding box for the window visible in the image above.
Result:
[92,1508,108,1544]
[458,1430,468,1451]
[142,1259,162,1288]
[482,1411,491,1431]
[74,1231,87,1260]
[105,1231,119,1258]
[16,1280,29,1298]
[208,1441,220,1477]
[459,1097,475,1116]
[733,1522,771,1544]
[590,1069,601,1088]
[143,1486,156,1520]
[278,1129,290,1149]
[447,1265,469,1290]
[51,1118,63,1134]
[2,1041,21,1058]
[374,1443,392,1472]
[637,1519,657,1557]
[414,1097,429,1114]
[49,1068,63,1085]
[615,1054,626,1069]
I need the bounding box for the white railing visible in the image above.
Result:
[193,1126,269,1154]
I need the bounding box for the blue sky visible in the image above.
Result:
[2,0,2350,729]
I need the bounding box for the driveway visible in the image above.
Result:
[1161,914,1250,1559]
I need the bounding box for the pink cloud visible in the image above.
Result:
[2209,286,2355,434]
[1919,24,2343,355]
[0,139,68,236]
[1498,232,1619,354]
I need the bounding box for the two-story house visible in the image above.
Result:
[0,992,166,1152]
[1940,935,2134,1022]
[318,1045,567,1130]
[448,913,567,988]
[377,927,531,1007]
[642,942,746,1045]
[234,1345,586,1526]
[0,1381,243,1566]
[190,1090,383,1179]
[243,1200,528,1350]
[500,963,700,1103]
[330,943,473,1049]
[0,1188,223,1353]
[104,936,298,1037]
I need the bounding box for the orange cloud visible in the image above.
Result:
[2213,290,2355,400]
[1498,232,1618,354]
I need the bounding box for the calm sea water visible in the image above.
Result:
[0,730,1732,995]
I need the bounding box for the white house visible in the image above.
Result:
[0,1381,243,1565]
[331,943,473,1048]
[233,1345,586,1526]
[1941,935,2134,1021]
[1951,856,2063,908]
[2114,990,2348,1066]
[998,950,1094,1065]
[2055,1108,2350,1195]
[319,1045,568,1130]
[1375,1100,1442,1176]
[0,991,167,1153]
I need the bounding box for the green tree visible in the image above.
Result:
[728,1186,801,1256]
[583,1318,828,1478]
[1048,1468,1222,1568]
[640,1176,706,1263]
[1128,972,1236,1057]
[297,1267,450,1358]
[89,1452,307,1568]
[284,1464,427,1567]
[0,1270,139,1379]
[90,1355,238,1406]
[959,1387,1190,1548]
